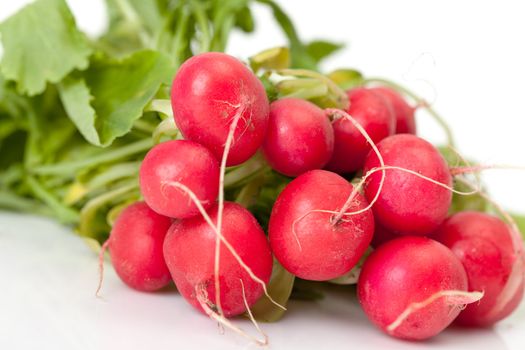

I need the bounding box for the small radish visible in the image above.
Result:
[171,52,269,166]
[358,236,481,340]
[370,86,416,134]
[433,211,525,326]
[163,201,272,317]
[262,98,334,177]
[108,202,172,292]
[363,134,452,235]
[269,169,374,281]
[139,140,219,219]
[325,88,394,174]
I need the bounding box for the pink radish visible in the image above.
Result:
[163,201,273,317]
[358,236,482,340]
[363,134,452,235]
[269,169,374,281]
[325,88,394,174]
[262,98,334,177]
[433,211,525,326]
[171,52,269,166]
[370,86,416,134]
[108,202,172,292]
[139,140,219,219]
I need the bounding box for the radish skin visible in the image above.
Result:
[262,98,334,177]
[433,211,525,326]
[108,202,172,292]
[326,88,394,174]
[269,169,374,281]
[171,52,269,166]
[163,202,273,317]
[358,236,475,340]
[139,140,220,219]
[370,86,416,134]
[363,134,452,235]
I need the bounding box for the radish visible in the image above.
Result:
[163,201,273,317]
[325,88,394,174]
[139,140,219,219]
[269,169,374,281]
[433,211,525,326]
[358,236,482,340]
[262,98,334,177]
[108,202,172,292]
[370,86,416,134]
[171,52,269,166]
[363,134,452,235]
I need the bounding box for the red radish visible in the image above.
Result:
[325,88,395,174]
[108,202,172,292]
[358,236,480,340]
[269,169,374,281]
[139,140,219,219]
[163,201,272,317]
[262,98,334,177]
[370,86,416,134]
[171,52,269,166]
[433,211,525,326]
[363,134,452,235]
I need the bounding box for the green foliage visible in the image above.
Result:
[0,0,92,95]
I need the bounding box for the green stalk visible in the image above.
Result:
[31,139,152,176]
[0,190,53,216]
[224,154,269,188]
[191,0,211,53]
[25,176,79,224]
[78,182,139,237]
[277,69,349,110]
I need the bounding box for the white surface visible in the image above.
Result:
[1,211,524,350]
[1,1,525,349]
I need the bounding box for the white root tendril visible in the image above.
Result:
[196,284,268,346]
[325,109,386,225]
[160,98,284,344]
[290,142,484,243]
[215,100,247,318]
[160,181,286,312]
[289,108,385,250]
[95,239,110,298]
[240,279,269,345]
[386,290,484,334]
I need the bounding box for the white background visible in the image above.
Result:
[1,1,525,349]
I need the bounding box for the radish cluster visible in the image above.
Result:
[102,52,524,343]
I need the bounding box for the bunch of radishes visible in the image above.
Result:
[103,51,525,342]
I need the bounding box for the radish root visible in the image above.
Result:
[95,239,110,297]
[196,284,268,346]
[325,108,386,225]
[386,290,484,334]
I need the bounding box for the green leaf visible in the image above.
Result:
[438,146,489,214]
[58,50,173,146]
[0,0,93,95]
[305,40,344,64]
[328,69,364,90]
[234,6,255,33]
[251,259,295,322]
[58,76,99,145]
[249,47,291,72]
